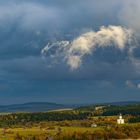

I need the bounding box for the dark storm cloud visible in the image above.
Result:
[0,54,138,81]
[118,0,140,37]
[0,0,121,30]
[0,0,138,60]
[0,0,140,104]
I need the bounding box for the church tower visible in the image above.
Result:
[117,114,124,124]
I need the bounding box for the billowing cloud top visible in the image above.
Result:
[0,0,140,80]
[42,25,132,70]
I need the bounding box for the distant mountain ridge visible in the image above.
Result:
[0,102,70,113]
[98,101,140,106]
[0,101,139,113]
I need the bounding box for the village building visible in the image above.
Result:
[117,114,124,124]
[91,123,97,128]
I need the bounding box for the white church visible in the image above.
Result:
[117,114,125,124]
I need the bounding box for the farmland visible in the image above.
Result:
[0,103,139,139]
[0,120,140,140]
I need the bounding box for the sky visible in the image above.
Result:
[0,0,140,104]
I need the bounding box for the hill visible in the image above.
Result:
[0,102,71,113]
[0,101,139,113]
[76,101,140,116]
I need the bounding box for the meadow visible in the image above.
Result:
[0,104,139,139]
[0,117,139,140]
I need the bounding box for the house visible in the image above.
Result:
[117,114,124,124]
[91,123,97,127]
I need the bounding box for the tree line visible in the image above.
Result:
[0,111,91,127]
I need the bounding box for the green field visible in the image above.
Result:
[0,126,102,140]
[0,120,139,140]
[0,104,139,139]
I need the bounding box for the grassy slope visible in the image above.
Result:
[0,123,140,140]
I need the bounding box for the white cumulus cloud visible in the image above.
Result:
[42,25,132,70]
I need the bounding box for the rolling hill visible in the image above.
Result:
[0,101,139,113]
[0,102,71,113]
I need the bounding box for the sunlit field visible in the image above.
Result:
[0,104,139,139]
[0,118,139,140]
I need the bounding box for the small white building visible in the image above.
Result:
[117,114,124,124]
[91,123,97,128]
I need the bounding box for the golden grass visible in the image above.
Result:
[0,121,139,140]
[0,126,102,140]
